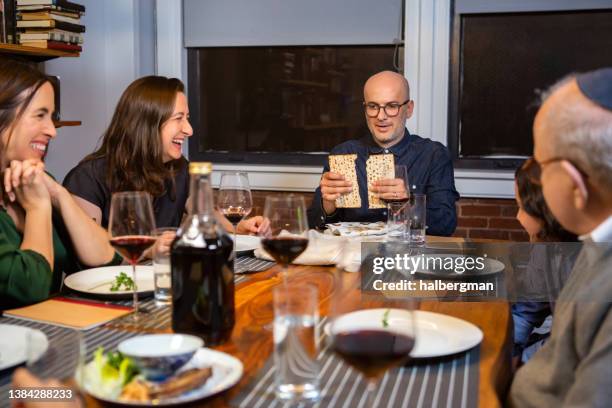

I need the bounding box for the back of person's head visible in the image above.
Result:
[534,68,612,235]
[515,158,578,242]
[0,60,50,162]
[86,75,185,195]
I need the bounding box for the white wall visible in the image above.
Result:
[44,0,155,182]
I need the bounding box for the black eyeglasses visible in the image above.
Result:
[363,99,411,118]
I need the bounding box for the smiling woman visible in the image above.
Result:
[63,76,193,229]
[63,76,266,235]
[0,59,120,310]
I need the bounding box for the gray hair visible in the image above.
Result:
[540,75,612,191]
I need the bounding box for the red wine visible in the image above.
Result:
[261,237,309,265]
[380,196,410,204]
[110,235,156,264]
[171,234,235,346]
[221,207,249,225]
[332,329,415,378]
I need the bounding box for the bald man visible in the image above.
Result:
[509,68,612,407]
[307,71,459,235]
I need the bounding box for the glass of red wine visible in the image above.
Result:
[260,195,309,279]
[217,171,253,256]
[108,191,157,321]
[381,164,409,205]
[329,282,417,407]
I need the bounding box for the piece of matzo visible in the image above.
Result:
[329,154,361,208]
[366,154,395,209]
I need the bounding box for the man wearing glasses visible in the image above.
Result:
[307,70,459,235]
[509,68,612,407]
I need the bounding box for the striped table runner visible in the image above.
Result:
[232,318,480,408]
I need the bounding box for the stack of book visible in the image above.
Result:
[16,0,85,52]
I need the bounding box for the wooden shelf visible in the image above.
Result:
[0,43,79,61]
[54,121,82,128]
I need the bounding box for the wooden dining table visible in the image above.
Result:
[82,238,513,408]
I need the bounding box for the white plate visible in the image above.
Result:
[0,325,48,371]
[326,309,483,358]
[64,265,154,299]
[79,348,243,406]
[234,234,261,252]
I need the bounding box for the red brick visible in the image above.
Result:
[461,205,501,217]
[474,198,515,206]
[501,206,519,217]
[457,217,488,228]
[468,229,510,240]
[510,231,530,242]
[488,217,523,230]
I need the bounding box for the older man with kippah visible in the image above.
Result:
[509,68,612,407]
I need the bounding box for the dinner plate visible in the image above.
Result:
[64,265,154,299]
[79,348,243,406]
[234,234,261,253]
[404,253,505,279]
[0,325,48,371]
[326,309,483,358]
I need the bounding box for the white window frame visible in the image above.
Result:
[155,0,515,198]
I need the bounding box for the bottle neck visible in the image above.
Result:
[188,173,215,217]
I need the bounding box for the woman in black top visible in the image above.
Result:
[64,76,263,232]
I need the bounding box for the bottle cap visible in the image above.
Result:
[189,162,213,175]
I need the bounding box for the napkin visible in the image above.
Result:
[255,230,349,266]
[3,297,132,330]
[325,221,389,237]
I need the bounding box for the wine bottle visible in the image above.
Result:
[171,162,235,345]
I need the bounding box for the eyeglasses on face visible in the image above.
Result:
[363,99,411,118]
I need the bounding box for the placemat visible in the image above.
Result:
[231,319,480,408]
[236,256,276,274]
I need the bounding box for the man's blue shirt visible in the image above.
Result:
[307,129,460,236]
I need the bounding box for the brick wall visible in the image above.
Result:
[228,191,529,242]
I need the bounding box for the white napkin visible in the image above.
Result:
[325,221,389,237]
[255,230,348,266]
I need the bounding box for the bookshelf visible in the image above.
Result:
[0,43,79,62]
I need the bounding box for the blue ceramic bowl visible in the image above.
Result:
[118,334,203,381]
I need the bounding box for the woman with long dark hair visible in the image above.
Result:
[512,157,579,364]
[0,60,118,309]
[64,76,263,233]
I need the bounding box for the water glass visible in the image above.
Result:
[409,193,426,245]
[273,284,320,402]
[153,227,178,305]
[386,201,409,242]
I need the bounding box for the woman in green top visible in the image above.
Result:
[0,60,119,310]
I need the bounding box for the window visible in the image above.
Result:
[448,9,612,169]
[187,45,402,165]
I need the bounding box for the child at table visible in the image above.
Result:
[511,157,578,365]
[0,60,120,310]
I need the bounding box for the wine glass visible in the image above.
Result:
[328,276,417,407]
[217,171,253,256]
[108,191,157,321]
[259,195,309,279]
[381,164,409,206]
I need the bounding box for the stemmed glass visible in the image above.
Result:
[329,276,417,407]
[108,191,157,321]
[259,195,309,279]
[381,165,409,206]
[217,171,253,256]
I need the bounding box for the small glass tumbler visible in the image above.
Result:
[387,201,409,242]
[273,284,320,402]
[409,193,426,246]
[153,227,178,305]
